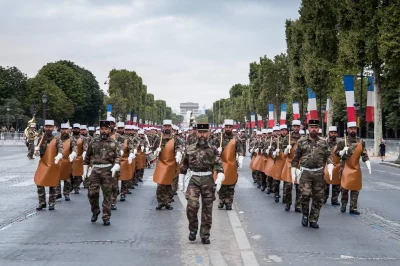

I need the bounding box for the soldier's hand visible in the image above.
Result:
[365,160,372,174]
[328,163,334,181]
[69,151,77,163]
[238,155,244,168]
[54,153,63,164]
[128,153,135,164]
[217,147,222,154]
[215,173,225,192]
[83,165,88,180]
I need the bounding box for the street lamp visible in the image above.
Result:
[354,101,360,136]
[42,94,48,121]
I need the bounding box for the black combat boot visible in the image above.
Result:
[48,205,55,211]
[253,180,257,184]
[295,207,302,213]
[266,187,271,195]
[120,195,126,202]
[350,209,360,215]
[111,204,117,210]
[323,198,327,204]
[134,183,139,186]
[189,231,196,241]
[225,204,232,210]
[274,194,279,203]
[91,211,100,222]
[257,183,261,189]
[174,192,178,195]
[155,204,164,210]
[74,188,79,194]
[139,179,143,182]
[218,202,224,209]
[117,189,120,195]
[165,204,173,210]
[341,204,346,213]
[309,222,319,229]
[36,204,46,211]
[285,204,290,211]
[331,201,340,206]
[64,195,70,201]
[261,186,266,191]
[301,215,309,227]
[56,194,62,199]
[201,236,210,244]
[127,190,132,194]
[103,220,110,226]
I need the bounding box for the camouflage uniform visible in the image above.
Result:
[282,132,302,209]
[27,128,36,159]
[84,136,120,222]
[36,134,63,208]
[180,141,223,238]
[171,135,185,195]
[291,136,332,224]
[71,134,88,192]
[336,136,369,211]
[153,135,182,208]
[56,135,78,199]
[239,133,247,156]
[187,133,198,146]
[114,134,134,205]
[134,136,148,185]
[262,136,274,192]
[211,133,244,208]
[83,135,94,189]
[324,137,341,204]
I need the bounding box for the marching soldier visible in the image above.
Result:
[83,120,120,226]
[179,122,223,244]
[336,122,371,215]
[291,119,333,228]
[71,123,87,194]
[152,120,183,210]
[88,127,95,138]
[239,129,247,156]
[33,120,63,211]
[270,125,288,203]
[26,123,37,159]
[323,126,341,205]
[212,119,244,210]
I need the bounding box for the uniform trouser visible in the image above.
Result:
[133,168,144,185]
[260,172,267,186]
[299,170,325,223]
[56,179,71,196]
[83,177,89,188]
[171,175,179,195]
[111,172,120,205]
[266,176,273,190]
[251,171,257,182]
[87,167,113,221]
[28,141,34,158]
[283,182,301,207]
[341,188,359,210]
[72,176,82,190]
[156,184,173,205]
[218,184,236,204]
[37,186,56,206]
[324,184,341,203]
[273,179,280,195]
[242,144,246,155]
[185,175,216,238]
[121,179,131,196]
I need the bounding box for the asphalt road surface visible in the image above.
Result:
[0,146,399,265]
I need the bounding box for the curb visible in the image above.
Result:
[379,162,400,168]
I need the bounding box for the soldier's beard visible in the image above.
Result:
[73,131,79,136]
[45,130,52,137]
[349,132,357,137]
[61,133,69,140]
[101,133,109,139]
[197,137,207,146]
[225,131,232,136]
[164,129,171,135]
[329,136,337,141]
[310,131,318,138]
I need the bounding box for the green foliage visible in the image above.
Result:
[0,97,29,129]
[0,66,28,104]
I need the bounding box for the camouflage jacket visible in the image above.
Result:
[187,134,198,146]
[85,135,94,146]
[180,142,223,174]
[117,135,135,154]
[72,134,88,152]
[152,134,182,154]
[84,137,120,165]
[291,136,333,169]
[38,134,63,158]
[27,128,37,141]
[211,133,244,156]
[335,136,369,162]
[326,137,338,153]
[57,134,78,154]
[238,134,247,144]
[279,133,301,150]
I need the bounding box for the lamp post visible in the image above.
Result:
[354,102,360,136]
[42,94,48,121]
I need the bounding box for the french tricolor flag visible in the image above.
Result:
[268,104,274,128]
[292,102,300,120]
[250,112,256,128]
[257,114,263,128]
[280,103,287,125]
[344,75,356,122]
[126,113,131,125]
[133,114,137,126]
[324,98,331,123]
[366,76,374,122]
[107,104,112,119]
[307,88,318,119]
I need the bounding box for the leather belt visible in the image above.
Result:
[92,164,112,168]
[300,166,324,172]
[191,171,212,176]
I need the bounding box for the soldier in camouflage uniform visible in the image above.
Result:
[153,120,182,210]
[336,122,371,215]
[239,129,247,156]
[88,127,95,138]
[179,122,223,244]
[55,123,78,201]
[171,129,185,196]
[281,120,302,212]
[211,119,244,210]
[26,123,37,159]
[323,126,341,205]
[133,129,149,185]
[187,126,198,145]
[82,126,94,189]
[84,120,120,226]
[248,130,260,184]
[263,129,275,193]
[291,120,333,229]
[34,120,63,211]
[120,125,137,198]
[71,123,88,194]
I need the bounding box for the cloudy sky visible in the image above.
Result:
[0,0,301,111]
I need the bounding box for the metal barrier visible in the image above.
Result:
[0,132,26,146]
[364,139,400,157]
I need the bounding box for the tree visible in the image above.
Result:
[0,98,29,130]
[0,66,28,105]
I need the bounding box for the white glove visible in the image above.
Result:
[133,148,138,156]
[178,174,185,191]
[254,148,259,153]
[83,165,88,180]
[272,151,277,158]
[82,151,86,160]
[268,145,272,150]
[276,148,280,154]
[34,146,40,157]
[145,147,149,153]
[291,167,296,183]
[365,160,371,174]
[111,164,120,177]
[265,148,270,155]
[69,151,77,162]
[34,147,39,151]
[215,173,225,192]
[238,155,244,168]
[250,148,254,153]
[339,147,349,157]
[120,149,124,156]
[284,145,292,155]
[128,153,135,164]
[175,151,182,164]
[54,153,63,164]
[217,147,222,154]
[141,145,144,152]
[295,169,302,181]
[328,163,334,181]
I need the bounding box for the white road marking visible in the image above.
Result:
[227,210,251,250]
[241,251,260,265]
[11,179,34,187]
[251,235,262,240]
[268,255,283,263]
[373,182,400,191]
[370,213,400,227]
[207,250,228,266]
